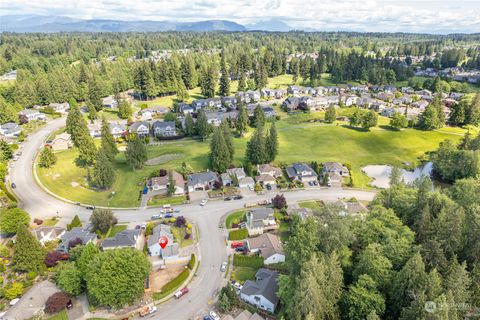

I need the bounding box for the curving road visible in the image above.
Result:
[8,118,377,320]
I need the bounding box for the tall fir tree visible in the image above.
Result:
[86,76,103,112]
[253,104,266,128]
[100,117,118,162]
[196,110,211,141]
[266,121,278,162]
[238,72,247,92]
[125,136,147,170]
[93,147,115,189]
[245,125,267,165]
[184,113,196,136]
[13,225,46,272]
[237,104,248,136]
[66,104,86,146]
[221,121,234,163]
[209,126,231,172]
[176,78,189,102]
[219,50,231,97]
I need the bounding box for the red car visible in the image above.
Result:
[231,242,244,248]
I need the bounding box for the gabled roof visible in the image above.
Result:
[101,229,140,249]
[241,268,279,306]
[130,121,150,131]
[148,224,173,247]
[247,233,283,259]
[152,120,176,130]
[323,161,348,172]
[249,208,274,220]
[187,171,218,186]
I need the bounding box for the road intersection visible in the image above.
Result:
[8,118,377,319]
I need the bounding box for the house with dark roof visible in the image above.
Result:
[101,229,144,250]
[246,208,276,236]
[333,200,367,217]
[151,121,177,138]
[57,227,97,253]
[129,121,150,137]
[0,122,21,137]
[187,171,218,192]
[109,122,127,138]
[246,233,284,265]
[240,269,279,313]
[147,224,179,259]
[19,109,46,122]
[178,102,194,114]
[285,163,318,182]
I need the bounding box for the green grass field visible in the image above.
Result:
[231,266,258,284]
[37,116,466,206]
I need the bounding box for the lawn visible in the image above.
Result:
[232,266,258,284]
[83,109,123,121]
[171,226,194,248]
[298,200,322,210]
[225,210,246,229]
[278,222,290,242]
[42,217,59,227]
[107,224,127,237]
[47,310,68,320]
[148,195,187,206]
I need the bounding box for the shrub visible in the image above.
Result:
[159,269,189,295]
[27,271,37,280]
[228,229,248,241]
[45,251,69,267]
[67,215,82,231]
[187,254,196,270]
[45,291,70,314]
[0,244,9,257]
[159,169,167,177]
[174,216,186,227]
[4,282,24,300]
[233,254,264,268]
[33,218,43,225]
[272,194,287,209]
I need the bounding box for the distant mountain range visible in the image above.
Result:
[0,15,294,33]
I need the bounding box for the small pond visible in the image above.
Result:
[362,162,433,189]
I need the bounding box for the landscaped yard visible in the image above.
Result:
[107,224,127,237]
[47,310,68,320]
[171,226,194,248]
[225,210,246,229]
[298,200,322,210]
[148,194,187,206]
[231,266,257,283]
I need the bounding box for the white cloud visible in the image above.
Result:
[0,0,479,33]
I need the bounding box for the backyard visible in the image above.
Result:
[36,116,466,207]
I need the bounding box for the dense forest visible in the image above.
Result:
[1,32,480,118]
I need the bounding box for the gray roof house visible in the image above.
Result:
[187,171,218,192]
[240,269,279,313]
[147,224,179,259]
[151,121,177,138]
[227,167,246,180]
[101,229,144,251]
[0,122,21,137]
[286,163,318,182]
[246,208,276,236]
[109,122,127,138]
[246,233,285,265]
[129,121,150,137]
[19,109,46,122]
[322,162,349,176]
[57,227,97,253]
[32,226,66,245]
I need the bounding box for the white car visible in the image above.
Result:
[209,311,220,320]
[200,199,208,206]
[221,261,227,272]
[231,281,243,290]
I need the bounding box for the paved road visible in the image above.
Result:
[8,118,377,320]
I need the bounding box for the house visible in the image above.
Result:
[102,96,118,108]
[101,229,144,250]
[344,95,359,107]
[376,92,394,102]
[152,121,177,138]
[288,207,312,221]
[222,310,265,320]
[262,107,276,118]
[147,224,179,258]
[178,102,194,114]
[333,200,367,217]
[369,101,386,112]
[139,106,169,120]
[149,171,185,195]
[257,164,282,178]
[246,233,284,265]
[401,87,415,94]
[246,90,261,103]
[221,173,233,187]
[50,132,73,150]
[255,173,276,186]
[287,85,303,96]
[129,121,150,137]
[206,111,238,126]
[240,269,279,313]
[57,227,97,253]
[222,96,237,109]
[0,122,21,137]
[109,122,127,138]
[239,177,255,189]
[87,121,102,138]
[381,107,400,118]
[18,109,46,122]
[32,226,66,245]
[383,85,397,93]
[187,171,218,192]
[322,162,349,177]
[411,100,429,109]
[450,92,465,100]
[285,163,318,182]
[246,208,276,236]
[49,102,70,113]
[282,97,300,111]
[227,167,246,180]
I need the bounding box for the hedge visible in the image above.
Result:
[159,268,189,294]
[187,253,196,270]
[228,229,248,240]
[233,254,264,269]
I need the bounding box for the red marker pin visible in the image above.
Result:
[159,236,168,249]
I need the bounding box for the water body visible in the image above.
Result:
[362,162,433,189]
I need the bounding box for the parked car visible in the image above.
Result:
[224,197,232,201]
[151,214,162,220]
[209,311,220,320]
[233,195,243,200]
[266,184,272,190]
[235,246,246,252]
[231,281,243,290]
[142,186,148,194]
[10,182,16,189]
[174,287,189,299]
[203,316,213,320]
[200,199,208,206]
[313,180,318,186]
[221,261,228,272]
[85,205,95,210]
[165,213,174,218]
[139,306,157,317]
[230,241,244,248]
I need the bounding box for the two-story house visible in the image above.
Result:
[285,163,318,183]
[129,121,150,138]
[240,269,279,313]
[151,121,177,138]
[246,208,276,236]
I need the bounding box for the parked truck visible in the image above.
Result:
[139,306,157,317]
[174,287,189,299]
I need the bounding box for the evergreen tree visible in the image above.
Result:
[176,78,189,102]
[219,50,230,97]
[86,76,103,112]
[238,72,246,92]
[466,93,480,125]
[343,275,386,320]
[199,63,217,98]
[196,110,211,141]
[253,105,265,128]
[77,132,97,166]
[265,121,278,162]
[237,104,248,136]
[245,125,267,165]
[38,147,57,168]
[184,113,195,136]
[0,98,18,124]
[66,104,86,146]
[125,136,147,170]
[93,147,115,189]
[325,105,337,123]
[118,100,133,119]
[209,126,230,172]
[100,117,118,162]
[167,171,176,196]
[13,225,45,272]
[221,121,234,163]
[181,54,198,89]
[254,60,268,89]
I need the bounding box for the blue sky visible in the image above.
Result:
[1,0,479,33]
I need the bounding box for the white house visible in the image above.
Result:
[31,226,66,245]
[147,224,179,259]
[149,171,185,195]
[129,121,150,137]
[19,109,46,122]
[0,122,21,137]
[246,233,285,265]
[240,269,279,313]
